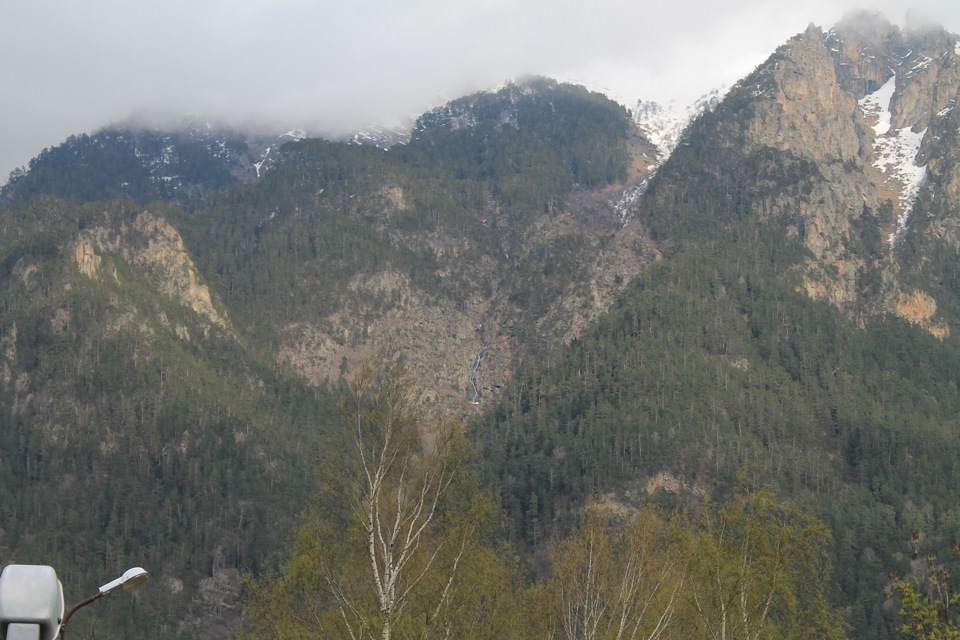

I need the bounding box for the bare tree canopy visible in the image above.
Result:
[242,359,522,640]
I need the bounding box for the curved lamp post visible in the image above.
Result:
[58,567,149,639]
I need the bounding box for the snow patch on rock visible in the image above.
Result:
[858,75,928,245]
[632,89,724,165]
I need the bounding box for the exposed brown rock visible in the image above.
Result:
[729,15,960,338]
[895,290,949,338]
[69,210,228,330]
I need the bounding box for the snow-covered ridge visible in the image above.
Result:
[858,75,927,245]
[633,101,688,161]
[632,88,724,164]
[281,129,307,141]
[350,123,412,150]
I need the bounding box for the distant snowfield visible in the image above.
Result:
[632,100,692,159]
[632,89,725,161]
[858,75,928,245]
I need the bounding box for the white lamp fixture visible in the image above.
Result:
[97,568,150,596]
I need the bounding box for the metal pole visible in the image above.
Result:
[57,592,103,640]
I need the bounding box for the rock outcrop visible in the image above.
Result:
[720,12,960,337]
[69,209,228,331]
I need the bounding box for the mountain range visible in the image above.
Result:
[2,10,960,638]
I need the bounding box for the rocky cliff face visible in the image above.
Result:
[272,148,661,412]
[70,209,228,331]
[714,12,960,337]
[4,203,232,435]
[277,270,492,405]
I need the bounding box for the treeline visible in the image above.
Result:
[244,363,846,640]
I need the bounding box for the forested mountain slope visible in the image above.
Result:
[174,77,659,407]
[0,79,658,637]
[475,13,960,639]
[0,197,336,637]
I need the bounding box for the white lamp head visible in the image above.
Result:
[98,567,149,595]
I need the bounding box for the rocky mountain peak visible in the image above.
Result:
[825,12,902,99]
[686,13,960,337]
[735,21,863,165]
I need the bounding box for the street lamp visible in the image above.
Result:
[0,565,149,640]
[58,567,149,639]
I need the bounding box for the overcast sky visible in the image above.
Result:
[2,0,960,182]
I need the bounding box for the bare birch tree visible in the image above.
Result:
[242,360,506,640]
[327,361,479,640]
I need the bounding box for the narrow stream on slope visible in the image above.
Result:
[468,323,488,405]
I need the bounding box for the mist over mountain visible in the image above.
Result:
[4,10,960,639]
